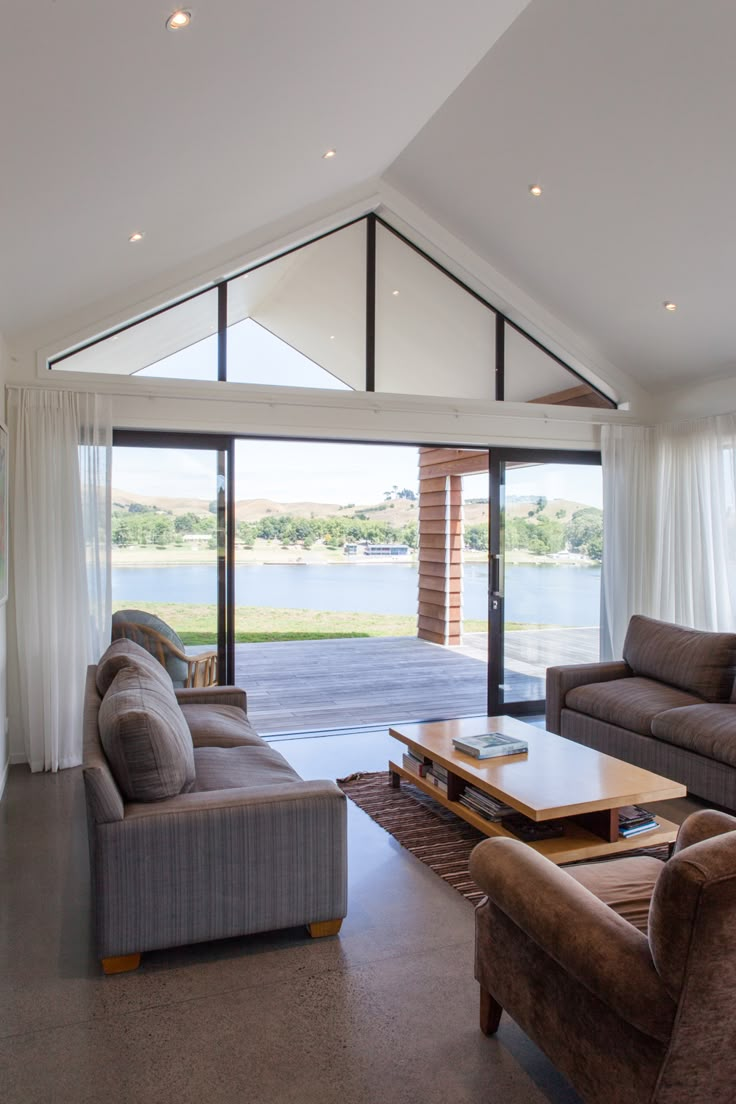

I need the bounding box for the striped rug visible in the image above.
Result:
[337,771,671,906]
[337,770,487,904]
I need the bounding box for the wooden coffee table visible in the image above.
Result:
[388,715,687,864]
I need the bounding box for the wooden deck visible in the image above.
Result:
[236,637,488,734]
[233,627,599,735]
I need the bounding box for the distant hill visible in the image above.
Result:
[111,490,595,526]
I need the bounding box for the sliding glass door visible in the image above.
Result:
[488,449,602,715]
[112,433,234,683]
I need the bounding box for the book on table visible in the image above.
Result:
[401,752,429,779]
[459,784,516,822]
[452,732,528,759]
[618,804,659,837]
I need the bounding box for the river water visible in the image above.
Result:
[112,561,601,626]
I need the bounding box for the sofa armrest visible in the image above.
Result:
[175,685,247,712]
[546,660,632,734]
[469,838,675,1041]
[91,781,347,958]
[123,779,343,817]
[674,808,736,853]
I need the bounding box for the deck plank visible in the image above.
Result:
[234,636,546,735]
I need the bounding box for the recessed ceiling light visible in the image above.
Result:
[128,231,144,243]
[529,184,543,197]
[322,149,337,159]
[392,289,400,296]
[329,335,335,340]
[166,10,191,30]
[663,301,677,312]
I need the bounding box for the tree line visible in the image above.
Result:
[112,502,602,560]
[464,507,602,560]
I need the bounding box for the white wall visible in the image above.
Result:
[0,330,8,799]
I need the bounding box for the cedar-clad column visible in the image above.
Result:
[417,450,463,645]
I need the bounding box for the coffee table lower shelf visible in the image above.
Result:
[388,761,679,865]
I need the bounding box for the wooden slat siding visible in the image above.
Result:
[418,547,450,564]
[529,384,594,405]
[418,448,467,466]
[420,455,490,480]
[417,465,464,646]
[418,476,448,494]
[419,598,460,617]
[419,505,463,521]
[419,588,461,606]
[419,520,451,536]
[419,519,463,537]
[419,490,450,508]
[421,533,463,550]
[418,575,461,594]
[528,383,611,409]
[420,560,462,579]
[418,628,447,645]
[418,614,457,635]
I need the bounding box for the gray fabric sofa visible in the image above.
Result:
[83,639,347,973]
[547,615,736,809]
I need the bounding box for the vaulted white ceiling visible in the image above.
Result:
[0,0,527,337]
[387,0,736,390]
[2,0,735,399]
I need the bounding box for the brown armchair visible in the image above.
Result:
[469,809,736,1104]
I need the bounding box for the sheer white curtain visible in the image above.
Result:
[601,416,736,660]
[8,388,112,771]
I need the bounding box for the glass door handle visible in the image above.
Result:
[489,553,502,597]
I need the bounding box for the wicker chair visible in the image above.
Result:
[111,609,217,688]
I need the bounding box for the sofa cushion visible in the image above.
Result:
[96,637,173,697]
[180,703,266,748]
[193,744,303,791]
[566,677,703,736]
[565,855,665,934]
[652,704,736,768]
[99,667,195,801]
[623,615,736,702]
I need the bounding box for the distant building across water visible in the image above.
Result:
[344,543,410,557]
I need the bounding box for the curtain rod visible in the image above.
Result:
[5,382,628,426]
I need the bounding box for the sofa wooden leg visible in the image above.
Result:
[102,953,141,975]
[307,919,343,938]
[480,986,502,1035]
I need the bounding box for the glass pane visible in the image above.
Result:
[504,324,608,407]
[233,439,422,732]
[53,290,219,380]
[375,224,495,398]
[111,446,223,682]
[227,221,365,389]
[499,462,602,705]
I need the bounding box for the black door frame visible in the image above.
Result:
[487,448,602,717]
[114,431,601,721]
[113,430,236,685]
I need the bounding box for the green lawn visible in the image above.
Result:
[113,601,554,643]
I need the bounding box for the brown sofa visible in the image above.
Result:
[546,615,736,808]
[470,809,736,1104]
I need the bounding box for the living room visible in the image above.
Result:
[3,3,736,1102]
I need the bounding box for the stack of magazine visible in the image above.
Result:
[425,762,448,795]
[459,783,515,822]
[452,732,528,759]
[401,749,429,779]
[618,805,660,838]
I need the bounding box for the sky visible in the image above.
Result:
[113,444,601,508]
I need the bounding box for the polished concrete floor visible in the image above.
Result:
[0,728,697,1104]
